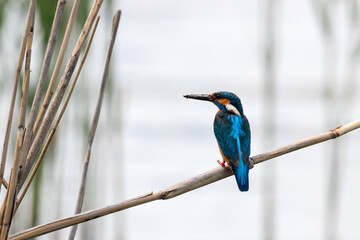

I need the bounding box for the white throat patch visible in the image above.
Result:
[226,103,241,116]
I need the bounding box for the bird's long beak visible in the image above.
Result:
[183,94,214,102]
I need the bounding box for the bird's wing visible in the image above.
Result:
[214,113,243,167]
[239,115,251,160]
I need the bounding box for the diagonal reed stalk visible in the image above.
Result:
[17,0,66,188]
[32,0,81,139]
[17,14,34,175]
[8,119,360,240]
[20,0,104,189]
[0,4,36,239]
[0,0,36,195]
[15,16,101,213]
[68,11,121,240]
[16,7,34,197]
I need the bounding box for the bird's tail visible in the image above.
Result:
[231,161,249,192]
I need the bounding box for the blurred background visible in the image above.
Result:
[0,0,360,239]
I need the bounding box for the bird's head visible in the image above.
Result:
[184,91,244,116]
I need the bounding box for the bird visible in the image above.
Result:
[184,91,251,191]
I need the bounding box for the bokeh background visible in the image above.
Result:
[0,0,360,239]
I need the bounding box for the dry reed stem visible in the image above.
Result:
[19,20,34,139]
[13,8,35,199]
[0,0,36,194]
[8,119,360,240]
[1,180,8,190]
[20,0,104,188]
[32,0,81,138]
[0,14,35,223]
[0,4,36,239]
[68,11,121,240]
[17,0,66,186]
[15,16,101,212]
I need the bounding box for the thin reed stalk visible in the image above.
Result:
[17,0,66,186]
[0,13,34,223]
[68,11,121,240]
[0,0,36,194]
[32,0,81,138]
[19,23,34,146]
[0,3,36,238]
[15,16,101,212]
[20,0,104,189]
[8,119,360,240]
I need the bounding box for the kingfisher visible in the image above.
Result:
[184,91,251,191]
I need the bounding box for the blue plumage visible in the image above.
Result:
[184,91,251,191]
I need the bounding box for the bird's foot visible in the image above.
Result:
[249,157,255,169]
[217,160,227,168]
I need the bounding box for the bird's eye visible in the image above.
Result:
[214,94,221,99]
